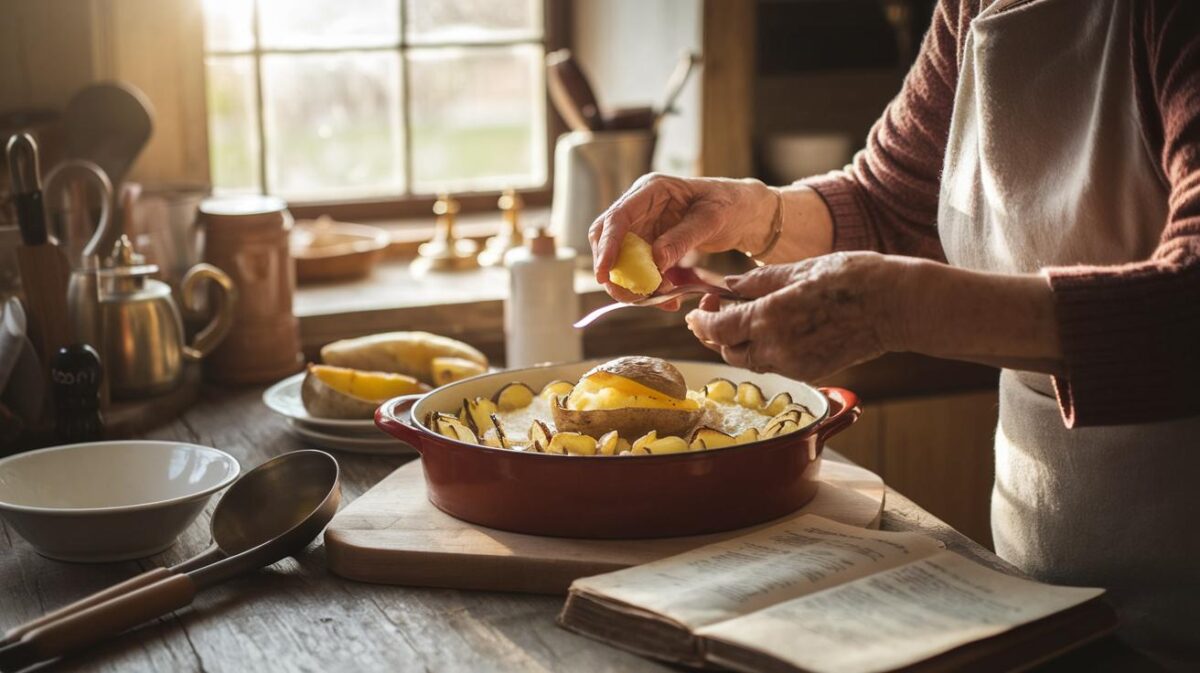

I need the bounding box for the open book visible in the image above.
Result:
[559,516,1116,673]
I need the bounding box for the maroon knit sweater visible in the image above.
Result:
[800,0,1200,428]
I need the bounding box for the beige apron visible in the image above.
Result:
[937,0,1199,667]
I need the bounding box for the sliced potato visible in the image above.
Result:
[768,409,803,426]
[645,436,689,454]
[548,432,598,456]
[735,427,760,445]
[617,437,632,453]
[540,380,575,401]
[489,414,512,449]
[434,416,478,444]
[431,356,487,386]
[704,378,737,403]
[427,411,455,431]
[481,428,503,448]
[631,431,658,454]
[765,392,794,417]
[461,397,498,435]
[608,233,661,295]
[493,382,536,411]
[597,430,621,456]
[736,382,766,410]
[320,331,488,383]
[763,419,802,439]
[529,419,553,448]
[689,426,736,450]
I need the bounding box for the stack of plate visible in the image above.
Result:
[262,373,416,455]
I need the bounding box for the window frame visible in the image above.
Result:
[202,0,568,220]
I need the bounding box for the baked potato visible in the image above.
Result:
[431,356,487,386]
[551,357,702,439]
[320,331,488,384]
[301,364,428,419]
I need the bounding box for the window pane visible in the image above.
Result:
[261,52,404,200]
[259,0,400,49]
[405,0,542,43]
[202,0,254,52]
[408,45,545,193]
[205,55,261,194]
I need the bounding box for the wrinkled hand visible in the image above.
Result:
[685,252,910,381]
[589,173,777,303]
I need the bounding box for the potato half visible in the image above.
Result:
[320,331,488,383]
[301,365,428,419]
[553,356,702,439]
[552,397,701,440]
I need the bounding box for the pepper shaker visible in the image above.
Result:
[50,344,104,443]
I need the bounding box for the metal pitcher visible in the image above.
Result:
[98,235,236,399]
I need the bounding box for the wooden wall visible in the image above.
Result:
[0,0,210,185]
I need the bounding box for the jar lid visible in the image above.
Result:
[200,195,288,217]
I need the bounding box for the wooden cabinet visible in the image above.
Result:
[832,389,999,547]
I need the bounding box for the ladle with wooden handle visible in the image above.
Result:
[0,450,341,672]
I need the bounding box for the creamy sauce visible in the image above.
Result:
[493,396,556,449]
[698,400,773,436]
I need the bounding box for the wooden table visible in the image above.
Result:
[0,385,1160,672]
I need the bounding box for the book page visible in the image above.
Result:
[699,550,1105,673]
[570,515,944,629]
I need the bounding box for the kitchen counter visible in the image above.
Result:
[0,385,1159,672]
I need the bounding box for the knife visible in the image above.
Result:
[6,133,73,370]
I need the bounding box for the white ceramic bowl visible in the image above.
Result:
[0,441,240,562]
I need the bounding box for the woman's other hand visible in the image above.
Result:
[685,252,912,381]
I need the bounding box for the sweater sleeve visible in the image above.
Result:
[1046,0,1200,427]
[796,0,973,261]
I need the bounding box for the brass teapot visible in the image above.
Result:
[98,235,236,399]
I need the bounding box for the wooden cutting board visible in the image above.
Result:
[325,459,885,595]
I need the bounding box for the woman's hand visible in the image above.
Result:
[685,252,910,381]
[686,252,1066,381]
[589,173,779,302]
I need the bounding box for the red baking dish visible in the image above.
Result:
[376,359,860,539]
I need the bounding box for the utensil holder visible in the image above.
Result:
[550,130,656,266]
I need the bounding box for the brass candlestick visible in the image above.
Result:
[478,189,525,267]
[411,193,479,274]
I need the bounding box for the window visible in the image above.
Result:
[201,0,548,205]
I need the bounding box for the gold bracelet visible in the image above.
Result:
[744,188,784,265]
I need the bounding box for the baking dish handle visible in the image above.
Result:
[375,394,426,448]
[814,387,861,442]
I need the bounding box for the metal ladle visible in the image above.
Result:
[0,450,341,671]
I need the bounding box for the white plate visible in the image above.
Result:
[287,420,416,455]
[262,372,379,433]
